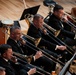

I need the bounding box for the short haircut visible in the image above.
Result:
[33,14,44,20]
[0,66,5,71]
[53,4,63,12]
[0,44,12,55]
[10,26,21,33]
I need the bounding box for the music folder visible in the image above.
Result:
[20,5,40,20]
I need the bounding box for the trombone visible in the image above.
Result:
[41,15,75,55]
[13,52,51,75]
[24,13,60,37]
[13,51,33,63]
[24,13,74,56]
[62,13,76,31]
[41,26,74,55]
[22,33,41,47]
[65,12,76,23]
[21,36,65,66]
[43,22,61,37]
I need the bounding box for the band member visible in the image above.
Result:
[0,44,36,75]
[27,14,66,53]
[7,26,56,73]
[0,67,6,75]
[48,4,76,46]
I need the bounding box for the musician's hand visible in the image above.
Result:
[19,38,26,45]
[34,51,43,60]
[43,29,47,35]
[57,45,66,51]
[40,26,47,35]
[11,56,17,63]
[62,15,68,22]
[27,68,36,75]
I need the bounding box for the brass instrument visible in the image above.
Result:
[24,13,61,37]
[63,12,76,35]
[43,22,61,37]
[22,33,41,47]
[20,34,65,67]
[24,38,65,66]
[13,52,51,75]
[62,13,76,32]
[65,12,76,23]
[13,51,33,63]
[24,14,74,59]
[21,13,74,60]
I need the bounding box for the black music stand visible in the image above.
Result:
[20,5,40,20]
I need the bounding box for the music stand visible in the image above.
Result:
[20,5,40,20]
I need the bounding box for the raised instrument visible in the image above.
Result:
[13,51,51,75]
[22,37,65,66]
[13,51,33,63]
[65,12,76,23]
[22,33,41,47]
[45,28,74,55]
[43,14,75,56]
[24,13,61,37]
[23,13,74,62]
[43,22,61,37]
[62,13,76,31]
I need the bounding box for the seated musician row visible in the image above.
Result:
[0,4,76,75]
[0,26,64,75]
[0,19,65,75]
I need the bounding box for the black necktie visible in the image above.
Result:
[16,41,24,54]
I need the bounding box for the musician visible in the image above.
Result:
[7,26,55,73]
[0,44,36,75]
[0,67,6,75]
[27,14,66,53]
[48,4,76,46]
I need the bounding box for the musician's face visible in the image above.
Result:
[55,9,64,19]
[34,17,44,28]
[3,48,13,60]
[11,29,22,40]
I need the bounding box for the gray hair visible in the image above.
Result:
[10,26,21,33]
[33,14,44,20]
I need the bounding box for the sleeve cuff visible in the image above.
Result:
[27,72,30,75]
[55,45,58,50]
[33,56,35,61]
